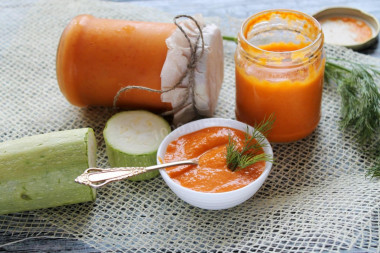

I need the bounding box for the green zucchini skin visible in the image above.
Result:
[106,146,159,181]
[103,110,171,181]
[0,128,96,215]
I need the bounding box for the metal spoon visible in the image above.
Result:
[75,158,198,188]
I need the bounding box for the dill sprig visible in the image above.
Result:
[324,59,380,178]
[226,115,274,172]
[324,59,380,142]
[365,141,380,178]
[222,35,238,44]
[366,160,380,178]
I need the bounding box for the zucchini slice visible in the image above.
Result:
[103,110,171,181]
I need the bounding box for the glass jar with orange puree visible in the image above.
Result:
[235,9,325,142]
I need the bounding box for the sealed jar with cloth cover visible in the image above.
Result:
[56,15,224,125]
[235,10,325,142]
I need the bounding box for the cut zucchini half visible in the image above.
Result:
[103,110,171,181]
[0,128,97,215]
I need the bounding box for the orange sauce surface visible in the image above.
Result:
[164,127,266,193]
[236,42,324,142]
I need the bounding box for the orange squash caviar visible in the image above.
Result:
[56,15,175,111]
[164,127,265,193]
[235,10,325,142]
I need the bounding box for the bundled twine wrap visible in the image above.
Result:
[113,15,205,120]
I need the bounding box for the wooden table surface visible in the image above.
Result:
[0,0,379,252]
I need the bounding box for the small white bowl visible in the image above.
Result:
[156,118,273,210]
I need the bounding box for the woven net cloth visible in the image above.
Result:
[1,0,379,252]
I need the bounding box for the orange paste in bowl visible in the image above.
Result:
[164,127,266,193]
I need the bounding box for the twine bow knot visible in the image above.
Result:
[113,15,205,118]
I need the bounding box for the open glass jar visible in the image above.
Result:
[235,9,325,142]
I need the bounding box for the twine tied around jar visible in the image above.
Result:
[112,15,205,118]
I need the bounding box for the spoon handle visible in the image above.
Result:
[75,158,198,188]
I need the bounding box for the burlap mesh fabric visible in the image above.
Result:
[1,0,379,252]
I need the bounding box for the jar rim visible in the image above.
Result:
[239,9,323,55]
